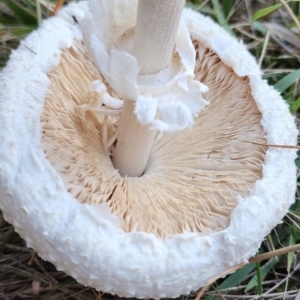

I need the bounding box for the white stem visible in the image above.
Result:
[134,0,185,75]
[113,0,185,177]
[113,100,155,177]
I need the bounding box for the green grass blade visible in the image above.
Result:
[185,3,216,16]
[287,229,297,272]
[0,15,20,25]
[274,69,300,93]
[0,265,45,282]
[35,0,41,25]
[11,27,35,37]
[0,227,15,246]
[223,0,235,17]
[198,7,216,16]
[253,3,282,21]
[211,0,234,35]
[217,264,256,290]
[256,262,263,300]
[214,226,293,296]
[245,258,277,292]
[292,96,300,113]
[3,0,37,26]
[252,21,268,34]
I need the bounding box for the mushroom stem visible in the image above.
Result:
[112,0,185,177]
[112,100,155,177]
[133,0,185,75]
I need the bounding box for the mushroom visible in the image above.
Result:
[0,0,297,298]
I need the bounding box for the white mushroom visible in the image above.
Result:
[0,0,297,299]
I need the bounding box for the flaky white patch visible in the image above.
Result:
[82,0,209,132]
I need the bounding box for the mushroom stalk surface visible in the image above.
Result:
[133,0,185,75]
[112,0,185,177]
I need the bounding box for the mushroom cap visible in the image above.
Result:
[0,1,297,298]
[41,39,266,237]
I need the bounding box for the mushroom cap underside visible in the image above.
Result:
[42,40,267,237]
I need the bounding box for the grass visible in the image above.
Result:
[1,0,300,299]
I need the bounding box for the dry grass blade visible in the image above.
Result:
[0,265,50,284]
[259,30,271,67]
[38,0,55,13]
[258,262,300,298]
[240,140,300,150]
[249,244,300,264]
[195,265,244,300]
[196,244,300,299]
[279,0,300,35]
[211,285,227,300]
[52,0,65,15]
[262,22,300,50]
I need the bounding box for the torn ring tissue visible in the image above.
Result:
[82,0,209,133]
